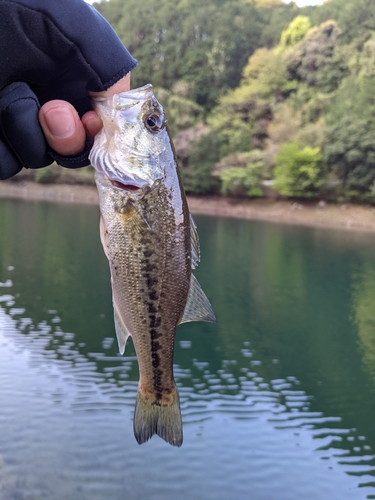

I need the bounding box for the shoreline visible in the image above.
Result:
[1,180,375,233]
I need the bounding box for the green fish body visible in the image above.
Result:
[89,85,215,447]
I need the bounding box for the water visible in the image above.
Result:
[1,197,375,499]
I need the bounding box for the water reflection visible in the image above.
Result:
[1,199,375,499]
[352,265,375,385]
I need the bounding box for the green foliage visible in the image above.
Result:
[155,85,204,136]
[208,47,293,157]
[349,37,375,79]
[274,140,324,198]
[201,2,265,107]
[325,117,375,194]
[311,0,375,45]
[276,15,311,53]
[367,180,375,203]
[284,20,348,92]
[295,119,329,151]
[260,3,304,48]
[287,84,333,123]
[327,74,375,125]
[252,0,283,7]
[84,0,375,201]
[167,95,203,131]
[97,0,265,112]
[242,48,296,96]
[267,103,302,145]
[217,162,265,198]
[181,131,220,194]
[209,90,272,157]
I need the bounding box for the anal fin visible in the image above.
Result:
[179,274,216,325]
[113,299,131,355]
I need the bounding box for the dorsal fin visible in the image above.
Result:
[179,274,216,324]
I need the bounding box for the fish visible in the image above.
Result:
[89,84,216,447]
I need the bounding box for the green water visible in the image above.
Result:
[1,197,375,499]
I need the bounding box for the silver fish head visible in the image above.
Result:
[89,84,167,191]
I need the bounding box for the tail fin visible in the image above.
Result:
[133,386,183,447]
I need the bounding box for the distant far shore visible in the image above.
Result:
[1,180,375,233]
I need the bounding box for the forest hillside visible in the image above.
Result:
[39,0,375,202]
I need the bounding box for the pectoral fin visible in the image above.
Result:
[113,299,131,355]
[129,201,152,231]
[179,274,216,324]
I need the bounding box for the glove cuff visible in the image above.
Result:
[49,136,92,169]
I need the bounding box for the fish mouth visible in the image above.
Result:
[93,84,154,109]
[111,180,141,191]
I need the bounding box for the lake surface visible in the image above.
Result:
[1,197,375,499]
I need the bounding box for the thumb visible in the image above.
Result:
[38,100,86,156]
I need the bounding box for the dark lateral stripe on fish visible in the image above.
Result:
[142,252,166,393]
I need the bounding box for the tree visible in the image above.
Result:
[253,0,283,7]
[213,150,267,197]
[311,0,375,45]
[325,117,375,196]
[155,84,204,136]
[274,140,325,198]
[216,165,264,197]
[284,20,348,92]
[327,73,375,126]
[276,15,311,53]
[208,47,293,157]
[259,2,302,48]
[181,131,220,194]
[96,0,264,112]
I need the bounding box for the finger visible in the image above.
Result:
[89,73,131,98]
[38,100,86,156]
[82,110,103,143]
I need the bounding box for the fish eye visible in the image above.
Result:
[145,113,163,133]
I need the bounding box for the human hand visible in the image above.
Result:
[38,73,131,157]
[0,0,137,180]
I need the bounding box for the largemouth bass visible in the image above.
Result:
[89,84,216,447]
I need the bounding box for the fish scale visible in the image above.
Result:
[89,84,216,446]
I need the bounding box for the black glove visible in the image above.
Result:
[0,0,137,180]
